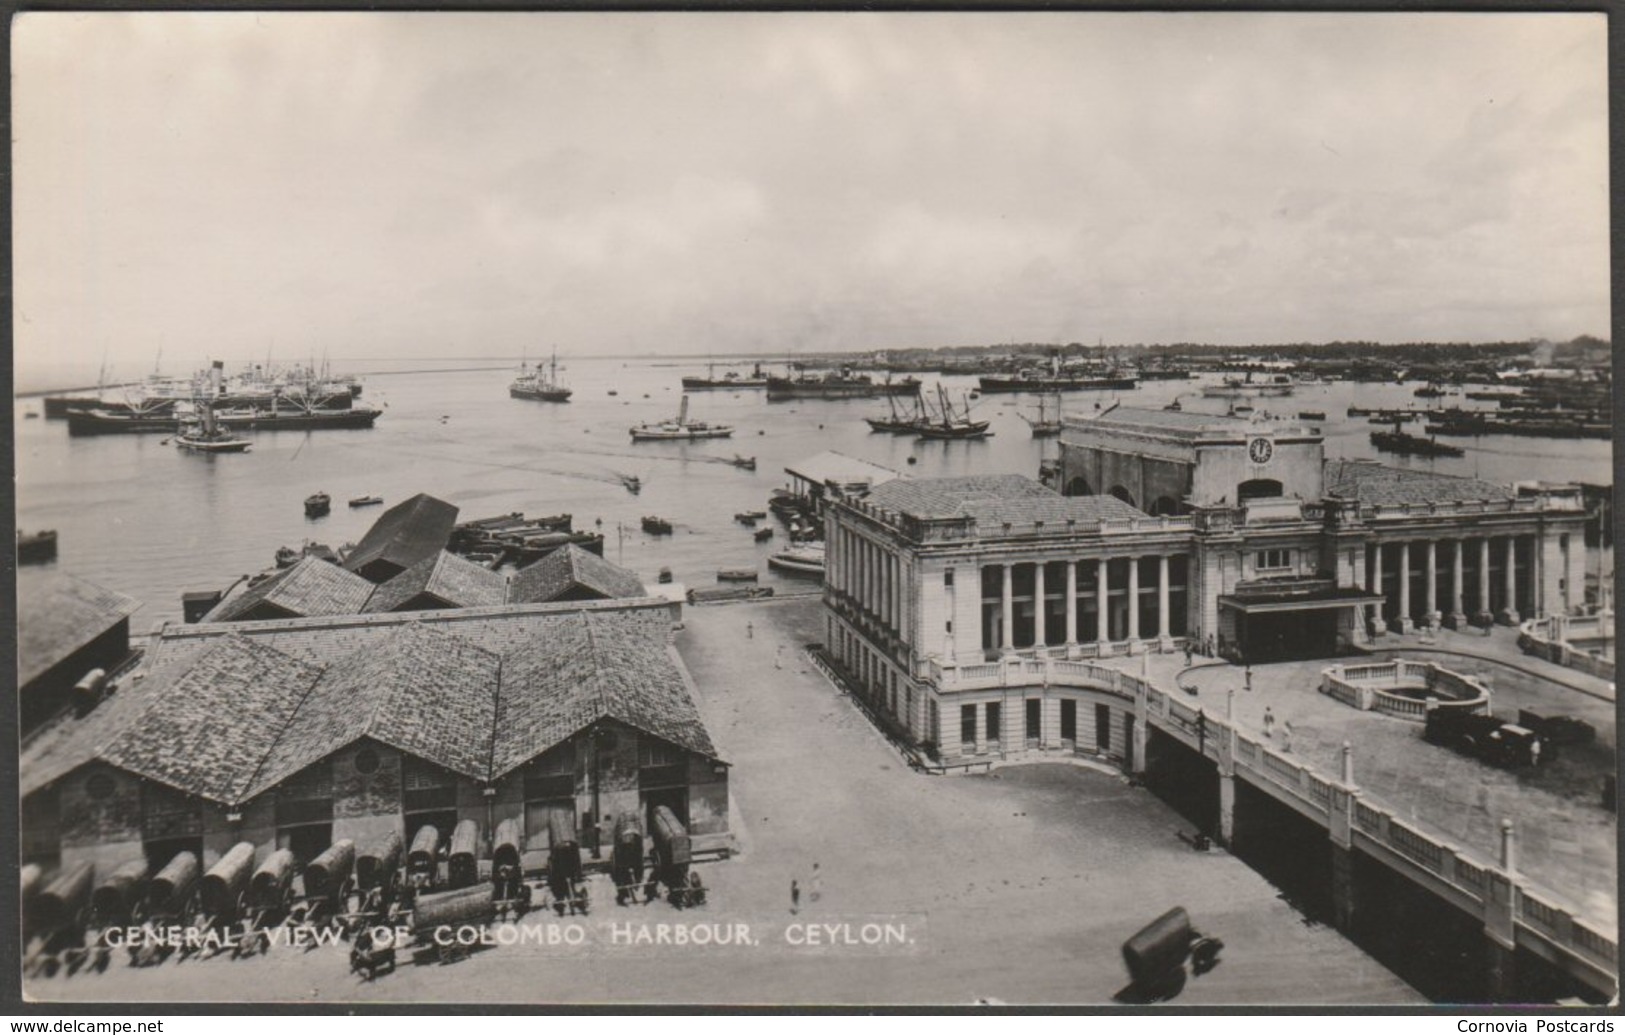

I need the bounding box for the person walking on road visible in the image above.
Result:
[790,879,801,914]
[747,621,754,640]
[775,645,784,670]
[810,862,822,903]
[1263,706,1276,738]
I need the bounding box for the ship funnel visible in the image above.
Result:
[679,395,689,425]
[210,360,224,396]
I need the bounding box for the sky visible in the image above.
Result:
[11,12,1610,375]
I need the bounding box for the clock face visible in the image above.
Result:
[1248,437,1274,465]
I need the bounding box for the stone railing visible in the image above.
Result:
[1320,659,1491,722]
[918,653,1615,986]
[1518,614,1615,681]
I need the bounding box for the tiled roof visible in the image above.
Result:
[18,572,141,687]
[1324,460,1512,506]
[365,551,509,612]
[864,474,1146,523]
[342,494,460,580]
[493,610,716,777]
[102,636,323,801]
[246,623,500,796]
[24,600,714,804]
[204,557,376,622]
[508,545,646,604]
[21,635,321,800]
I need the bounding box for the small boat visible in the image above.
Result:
[24,411,39,419]
[1297,410,1326,421]
[730,455,757,471]
[641,516,673,535]
[622,475,642,495]
[741,509,767,520]
[349,495,384,508]
[608,390,619,396]
[1021,393,1064,437]
[768,544,826,576]
[717,569,759,582]
[754,527,774,542]
[630,396,734,441]
[305,492,331,518]
[274,545,299,568]
[18,529,58,565]
[734,512,760,525]
[175,405,251,453]
[658,567,673,584]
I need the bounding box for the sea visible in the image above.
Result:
[14,357,1613,630]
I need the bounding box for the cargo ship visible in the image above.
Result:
[1369,429,1464,458]
[681,363,768,390]
[766,369,921,401]
[509,352,572,402]
[978,370,1137,394]
[67,403,381,436]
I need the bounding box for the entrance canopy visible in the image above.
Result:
[1219,588,1384,614]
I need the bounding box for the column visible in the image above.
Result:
[1127,556,1141,643]
[1096,558,1110,652]
[1064,561,1078,648]
[1425,540,1439,626]
[1449,539,1467,628]
[1001,563,1014,651]
[1477,537,1493,624]
[1369,543,1387,636]
[1033,562,1047,649]
[1397,541,1413,633]
[1501,536,1520,625]
[1218,774,1236,846]
[1157,554,1172,647]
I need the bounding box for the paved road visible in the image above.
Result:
[37,597,1420,1006]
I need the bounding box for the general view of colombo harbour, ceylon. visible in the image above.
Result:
[11,11,1615,1010]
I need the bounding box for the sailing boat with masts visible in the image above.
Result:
[916,384,991,439]
[1022,393,1063,437]
[865,393,929,433]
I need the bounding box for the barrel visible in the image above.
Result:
[1121,906,1193,990]
[613,813,643,870]
[651,806,690,866]
[409,884,495,940]
[492,819,523,873]
[248,849,297,910]
[356,831,402,891]
[303,839,355,901]
[448,820,480,888]
[90,858,149,923]
[147,851,200,915]
[200,842,256,916]
[35,860,94,932]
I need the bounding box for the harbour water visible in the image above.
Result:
[15,357,1611,628]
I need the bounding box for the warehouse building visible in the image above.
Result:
[17,572,142,735]
[20,598,728,875]
[822,407,1589,762]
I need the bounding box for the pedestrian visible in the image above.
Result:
[1282,720,1293,753]
[747,621,754,640]
[1529,738,1541,767]
[1184,643,1193,667]
[810,862,822,903]
[775,645,784,670]
[1263,705,1276,738]
[790,879,800,914]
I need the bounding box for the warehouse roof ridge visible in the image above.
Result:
[18,571,141,687]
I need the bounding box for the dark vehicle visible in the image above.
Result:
[69,859,148,975]
[24,862,94,978]
[349,924,398,981]
[546,811,588,916]
[612,812,646,906]
[191,842,256,958]
[235,850,297,957]
[1120,906,1224,1002]
[130,851,200,966]
[490,819,530,919]
[409,885,496,966]
[1518,709,1596,748]
[292,839,355,934]
[407,825,441,897]
[448,820,481,890]
[1424,709,1542,768]
[344,831,404,936]
[649,805,705,908]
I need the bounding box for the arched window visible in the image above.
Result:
[1238,478,1283,502]
[1109,486,1137,508]
[1148,495,1181,517]
[1065,476,1094,497]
